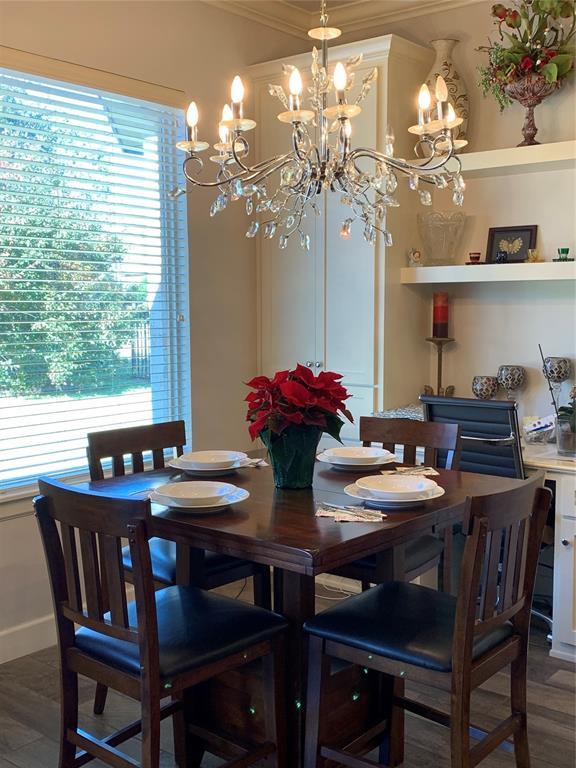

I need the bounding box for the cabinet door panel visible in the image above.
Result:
[555,514,576,649]
[324,70,378,386]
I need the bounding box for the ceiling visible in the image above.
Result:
[206,0,484,39]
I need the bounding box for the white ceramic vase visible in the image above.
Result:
[426,39,469,140]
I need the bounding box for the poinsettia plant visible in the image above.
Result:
[479,1,576,110]
[245,364,353,442]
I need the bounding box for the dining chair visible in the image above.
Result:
[35,477,288,768]
[331,417,462,592]
[303,474,551,768]
[86,421,272,716]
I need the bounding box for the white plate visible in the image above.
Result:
[316,452,398,470]
[323,446,396,465]
[343,483,445,509]
[177,450,248,470]
[355,475,438,500]
[149,487,249,513]
[155,481,237,506]
[169,457,252,475]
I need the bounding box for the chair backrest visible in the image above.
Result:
[35,478,157,660]
[359,416,461,469]
[453,474,551,667]
[86,420,186,480]
[421,395,524,479]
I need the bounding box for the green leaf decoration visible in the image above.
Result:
[553,53,575,76]
[541,61,559,82]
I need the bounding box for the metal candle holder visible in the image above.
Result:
[424,336,455,396]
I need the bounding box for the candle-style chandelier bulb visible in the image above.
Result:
[231,76,245,104]
[446,103,456,123]
[289,68,303,96]
[418,84,431,110]
[435,75,448,103]
[186,101,199,128]
[344,119,352,138]
[333,62,347,93]
[219,104,233,144]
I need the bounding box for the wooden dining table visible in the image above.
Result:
[83,462,521,765]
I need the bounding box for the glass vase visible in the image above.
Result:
[556,418,576,458]
[261,426,322,489]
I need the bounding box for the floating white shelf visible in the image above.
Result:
[400,261,576,285]
[459,140,576,179]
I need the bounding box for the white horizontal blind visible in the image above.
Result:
[0,67,190,490]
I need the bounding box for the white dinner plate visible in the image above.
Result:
[169,457,252,475]
[343,483,445,509]
[149,487,249,513]
[355,474,439,500]
[316,451,398,471]
[323,446,396,465]
[177,450,248,470]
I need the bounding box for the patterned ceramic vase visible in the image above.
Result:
[472,375,499,400]
[497,365,526,400]
[505,73,560,147]
[543,357,571,384]
[426,39,469,141]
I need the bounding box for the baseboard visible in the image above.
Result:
[0,613,56,664]
[550,645,576,664]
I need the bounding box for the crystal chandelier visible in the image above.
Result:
[175,0,467,250]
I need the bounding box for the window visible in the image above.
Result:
[0,66,190,491]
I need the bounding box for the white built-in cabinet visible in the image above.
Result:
[247,35,433,440]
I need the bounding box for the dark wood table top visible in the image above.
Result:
[84,464,521,577]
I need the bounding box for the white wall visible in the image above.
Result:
[0,0,306,662]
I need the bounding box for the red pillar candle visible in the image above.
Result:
[432,292,449,338]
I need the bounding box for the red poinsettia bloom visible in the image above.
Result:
[491,3,508,19]
[245,365,353,441]
[520,55,535,71]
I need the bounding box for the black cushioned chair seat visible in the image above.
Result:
[304,582,513,672]
[76,586,287,679]
[121,538,250,585]
[354,534,444,575]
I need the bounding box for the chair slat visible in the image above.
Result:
[513,518,529,605]
[132,452,145,474]
[112,455,126,477]
[61,523,82,612]
[482,528,503,620]
[98,533,129,628]
[423,446,438,466]
[79,529,104,620]
[403,445,417,465]
[499,524,515,611]
[152,448,165,469]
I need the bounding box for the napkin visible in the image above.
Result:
[315,504,387,522]
[380,466,439,476]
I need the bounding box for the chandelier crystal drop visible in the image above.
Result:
[176,0,467,249]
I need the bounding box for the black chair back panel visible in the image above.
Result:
[421,396,524,479]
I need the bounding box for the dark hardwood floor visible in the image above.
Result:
[0,581,573,767]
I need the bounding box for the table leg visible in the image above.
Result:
[280,570,316,767]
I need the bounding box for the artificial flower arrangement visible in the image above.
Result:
[479,0,576,110]
[246,364,353,487]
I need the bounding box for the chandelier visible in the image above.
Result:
[175,0,467,250]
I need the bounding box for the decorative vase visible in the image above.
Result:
[556,418,576,457]
[505,73,560,147]
[426,39,469,140]
[497,365,526,400]
[417,211,466,266]
[261,425,321,489]
[472,375,499,400]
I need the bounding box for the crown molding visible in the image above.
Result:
[205,0,486,39]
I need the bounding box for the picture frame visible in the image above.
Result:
[486,225,537,264]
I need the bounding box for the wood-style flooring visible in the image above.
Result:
[0,582,573,767]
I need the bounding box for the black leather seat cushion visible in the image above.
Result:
[354,534,444,575]
[76,586,287,679]
[122,538,251,585]
[304,581,513,672]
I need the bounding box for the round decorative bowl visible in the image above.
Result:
[497,365,526,399]
[472,375,499,400]
[543,357,571,384]
[417,211,467,266]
